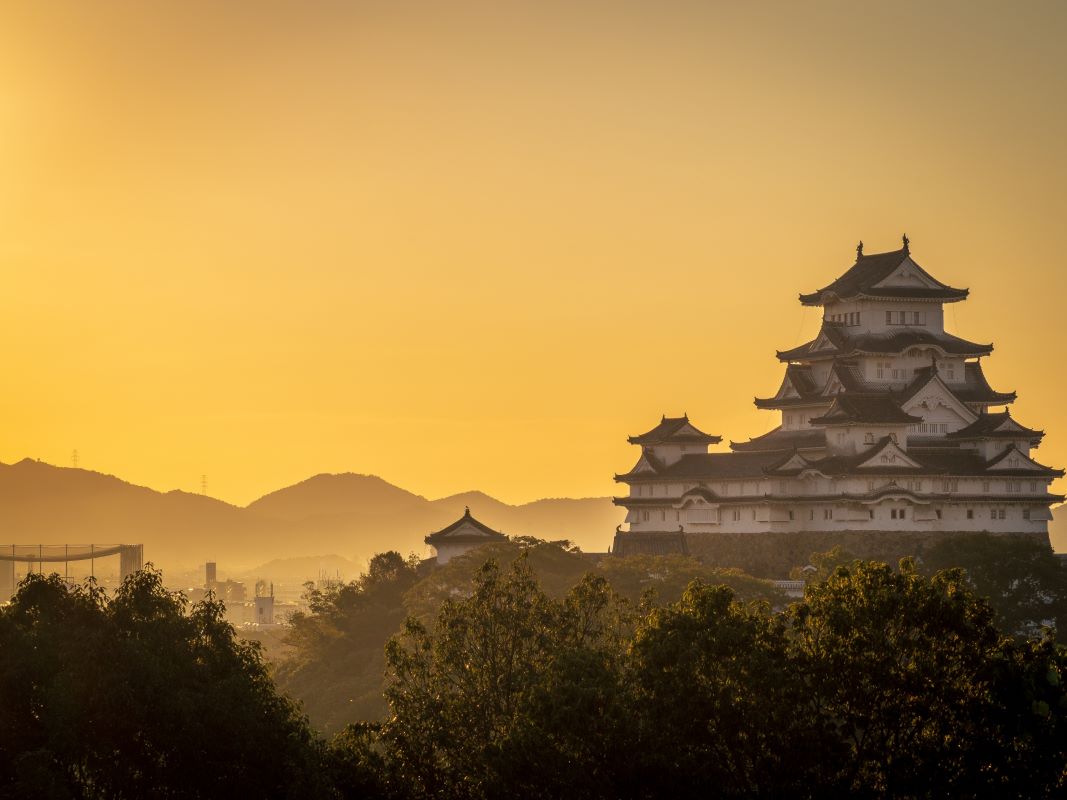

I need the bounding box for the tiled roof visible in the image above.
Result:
[425,508,508,544]
[730,427,826,453]
[809,396,923,425]
[799,247,968,306]
[777,325,992,362]
[620,437,1064,480]
[947,412,1043,441]
[616,451,785,481]
[628,415,722,445]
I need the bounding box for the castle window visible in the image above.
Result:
[1023,509,1032,520]
[788,510,795,520]
[809,510,815,520]
[967,509,974,519]
[1030,481,1038,493]
[823,508,833,520]
[886,311,893,325]
[982,480,990,492]
[935,509,942,520]
[641,511,650,522]
[732,509,741,522]
[869,510,875,519]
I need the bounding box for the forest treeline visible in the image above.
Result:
[1,536,1065,798]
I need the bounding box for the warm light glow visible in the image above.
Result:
[1,2,1065,505]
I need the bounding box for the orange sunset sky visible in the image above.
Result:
[1,1,1065,506]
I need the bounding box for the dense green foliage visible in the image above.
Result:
[360,556,1067,799]
[278,540,785,733]
[922,533,1067,634]
[0,569,327,799]
[278,551,427,730]
[4,547,1066,799]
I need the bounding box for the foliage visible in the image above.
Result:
[364,556,1067,800]
[0,568,327,800]
[277,551,426,732]
[922,533,1067,635]
[596,553,786,606]
[380,556,635,799]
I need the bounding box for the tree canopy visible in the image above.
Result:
[0,568,327,799]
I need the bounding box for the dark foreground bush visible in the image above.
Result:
[0,569,329,800]
[359,556,1067,800]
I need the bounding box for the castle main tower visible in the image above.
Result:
[612,237,1062,558]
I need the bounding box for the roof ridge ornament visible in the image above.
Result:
[464,506,471,516]
[902,232,910,253]
[856,240,864,260]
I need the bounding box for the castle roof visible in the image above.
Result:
[809,396,922,426]
[730,427,826,453]
[777,323,992,362]
[946,411,1043,442]
[425,508,508,545]
[617,437,1064,482]
[628,415,721,446]
[799,246,968,306]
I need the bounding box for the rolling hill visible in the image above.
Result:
[0,459,623,573]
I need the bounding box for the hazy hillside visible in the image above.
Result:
[0,461,623,573]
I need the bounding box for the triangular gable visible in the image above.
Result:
[902,373,978,426]
[871,256,942,290]
[992,417,1033,435]
[629,452,660,474]
[671,422,708,440]
[985,445,1053,473]
[810,331,837,352]
[774,373,802,400]
[439,520,498,539]
[775,452,813,471]
[855,439,923,470]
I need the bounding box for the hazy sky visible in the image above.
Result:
[2,1,1065,505]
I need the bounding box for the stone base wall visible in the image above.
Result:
[683,529,1052,579]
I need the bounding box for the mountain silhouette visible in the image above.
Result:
[0,460,622,572]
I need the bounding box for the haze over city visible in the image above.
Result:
[2,1,1065,507]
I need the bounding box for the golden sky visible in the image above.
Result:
[1,1,1065,505]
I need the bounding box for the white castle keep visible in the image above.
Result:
[613,237,1063,554]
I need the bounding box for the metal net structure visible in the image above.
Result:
[0,544,144,600]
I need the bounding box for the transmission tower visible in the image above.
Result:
[72,449,79,468]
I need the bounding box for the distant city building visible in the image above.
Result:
[425,507,507,565]
[613,238,1064,551]
[254,581,275,625]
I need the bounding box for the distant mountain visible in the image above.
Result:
[0,460,623,574]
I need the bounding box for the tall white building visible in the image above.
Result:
[613,238,1063,554]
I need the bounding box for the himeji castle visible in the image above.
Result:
[612,237,1063,556]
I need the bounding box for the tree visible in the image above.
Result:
[922,533,1067,635]
[380,556,636,800]
[278,550,425,731]
[790,558,1067,798]
[0,568,328,799]
[629,582,818,797]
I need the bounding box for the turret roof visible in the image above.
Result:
[809,396,923,426]
[799,245,968,306]
[425,507,508,545]
[628,415,721,445]
[777,323,992,362]
[946,411,1043,441]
